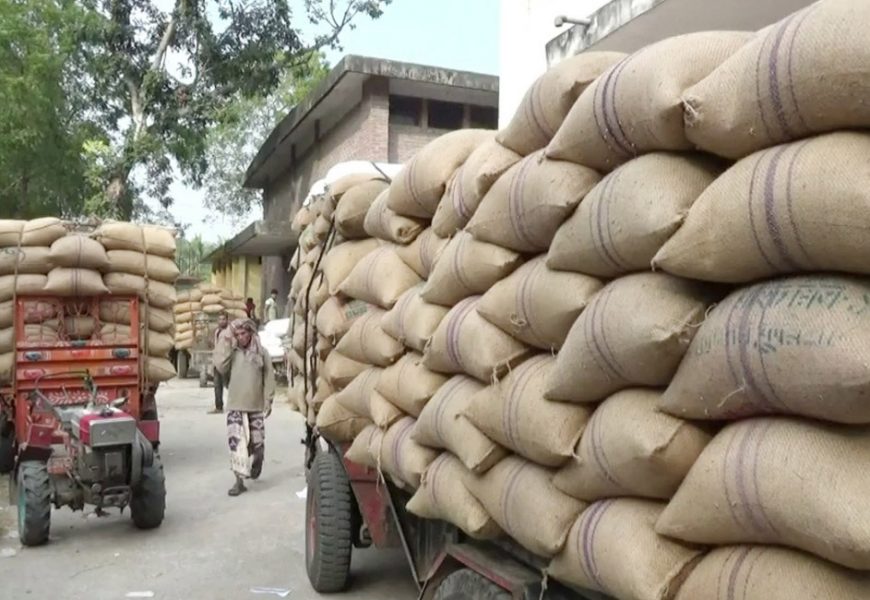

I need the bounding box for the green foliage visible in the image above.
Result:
[176,234,216,278]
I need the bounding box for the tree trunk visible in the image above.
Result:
[106,170,133,220]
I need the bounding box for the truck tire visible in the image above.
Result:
[131,456,166,530]
[17,461,51,547]
[177,351,189,379]
[434,569,511,600]
[306,449,353,593]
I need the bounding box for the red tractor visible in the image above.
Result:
[0,295,165,546]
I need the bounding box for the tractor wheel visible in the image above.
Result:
[130,456,166,530]
[434,569,511,600]
[17,461,51,547]
[0,415,15,474]
[305,449,353,593]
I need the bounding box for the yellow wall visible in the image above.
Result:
[210,256,262,305]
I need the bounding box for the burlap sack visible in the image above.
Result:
[4,299,56,327]
[394,227,448,280]
[0,218,66,248]
[420,232,522,307]
[309,377,335,413]
[369,390,405,429]
[339,245,422,309]
[683,0,870,158]
[291,205,315,234]
[478,256,602,351]
[0,301,10,329]
[145,356,176,382]
[63,316,95,339]
[313,214,331,237]
[202,303,225,315]
[657,417,870,570]
[173,302,202,315]
[554,389,711,502]
[407,452,503,540]
[0,324,59,353]
[549,499,702,600]
[431,141,522,237]
[0,352,13,381]
[199,283,222,295]
[388,129,494,218]
[334,179,390,239]
[381,286,448,353]
[44,268,109,296]
[99,301,174,334]
[291,262,314,298]
[425,296,531,383]
[103,273,176,309]
[547,31,752,171]
[498,52,627,156]
[316,396,372,443]
[291,323,314,355]
[377,416,439,489]
[466,356,590,467]
[316,295,370,341]
[100,324,173,357]
[329,172,387,199]
[654,133,870,282]
[321,350,369,390]
[345,424,382,469]
[48,236,107,272]
[176,288,203,304]
[92,221,176,258]
[201,293,222,306]
[334,367,383,418]
[548,153,721,277]
[175,321,192,335]
[660,276,870,424]
[363,189,425,244]
[0,274,48,302]
[467,152,600,253]
[547,273,712,403]
[333,308,404,367]
[376,352,448,417]
[413,375,506,474]
[106,250,180,283]
[0,246,51,275]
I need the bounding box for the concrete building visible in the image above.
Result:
[213,55,499,315]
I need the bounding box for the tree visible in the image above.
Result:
[176,233,216,278]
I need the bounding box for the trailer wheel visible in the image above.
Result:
[434,569,511,600]
[305,449,352,593]
[17,461,51,547]
[131,456,166,530]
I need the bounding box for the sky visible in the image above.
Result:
[170,0,501,243]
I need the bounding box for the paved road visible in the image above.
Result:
[0,379,417,600]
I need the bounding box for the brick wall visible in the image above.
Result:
[389,125,452,163]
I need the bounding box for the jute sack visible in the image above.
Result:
[334,308,404,367]
[364,189,426,244]
[321,350,369,390]
[381,285,448,353]
[0,218,66,247]
[63,316,95,339]
[0,246,51,275]
[48,235,109,271]
[316,396,373,443]
[106,250,180,283]
[316,296,370,341]
[394,227,448,280]
[377,416,439,489]
[176,288,203,304]
[334,367,383,418]
[413,375,506,474]
[44,268,109,296]
[0,324,59,353]
[202,303,225,316]
[676,545,870,600]
[0,352,13,381]
[0,301,10,329]
[345,424,382,469]
[201,293,222,306]
[313,214,331,237]
[0,274,48,302]
[547,31,752,172]
[407,452,504,540]
[656,417,870,570]
[291,262,314,298]
[682,0,870,159]
[339,245,422,309]
[497,52,627,156]
[291,205,315,234]
[376,352,448,417]
[468,455,585,558]
[466,356,591,468]
[99,301,174,334]
[329,172,387,199]
[199,283,222,295]
[478,256,602,351]
[334,179,390,239]
[548,152,721,277]
[660,276,870,424]
[549,499,703,600]
[92,221,176,258]
[100,324,173,357]
[321,239,380,295]
[467,152,600,253]
[547,273,712,404]
[103,273,177,309]
[145,356,176,382]
[291,323,314,355]
[431,140,522,237]
[654,133,870,282]
[368,390,405,429]
[388,129,494,218]
[3,299,56,327]
[554,389,711,502]
[425,296,532,383]
[309,377,335,414]
[175,321,192,335]
[173,302,202,315]
[420,232,522,307]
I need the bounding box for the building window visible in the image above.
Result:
[469,105,498,129]
[390,95,423,126]
[428,100,464,130]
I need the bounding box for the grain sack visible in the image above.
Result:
[0,274,48,302]
[548,153,721,277]
[321,350,369,390]
[175,321,192,335]
[92,221,176,258]
[420,232,522,307]
[202,303,225,316]
[309,378,335,413]
[176,288,203,303]
[334,367,383,418]
[497,52,627,156]
[101,324,173,357]
[478,257,602,351]
[413,375,506,474]
[334,179,390,239]
[0,324,59,352]
[316,296,370,341]
[99,301,174,334]
[394,228,448,280]
[376,352,448,417]
[105,250,180,283]
[291,323,314,355]
[364,189,426,244]
[467,152,600,253]
[320,239,380,294]
[333,308,404,367]
[466,356,590,467]
[103,273,176,309]
[4,299,55,327]
[199,284,222,295]
[549,499,702,600]
[378,416,439,489]
[554,389,711,502]
[660,276,870,424]
[547,31,752,171]
[381,286,448,353]
[408,453,503,540]
[345,424,382,469]
[0,352,13,381]
[683,0,870,158]
[0,302,10,329]
[312,214,331,237]
[0,246,51,275]
[654,133,870,282]
[316,396,372,443]
[657,417,870,570]
[44,268,109,296]
[548,273,712,404]
[173,302,202,315]
[431,141,522,237]
[0,218,66,247]
[291,263,313,298]
[48,236,108,272]
[388,129,494,218]
[329,172,388,198]
[63,316,95,339]
[145,356,176,382]
[339,245,422,309]
[201,293,222,307]
[291,205,315,233]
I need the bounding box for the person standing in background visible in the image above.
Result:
[264,289,278,323]
[208,312,229,414]
[245,297,257,324]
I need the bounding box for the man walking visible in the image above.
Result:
[208,312,229,414]
[264,289,279,323]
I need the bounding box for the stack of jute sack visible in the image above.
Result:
[174,286,203,351]
[174,283,246,351]
[199,284,246,319]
